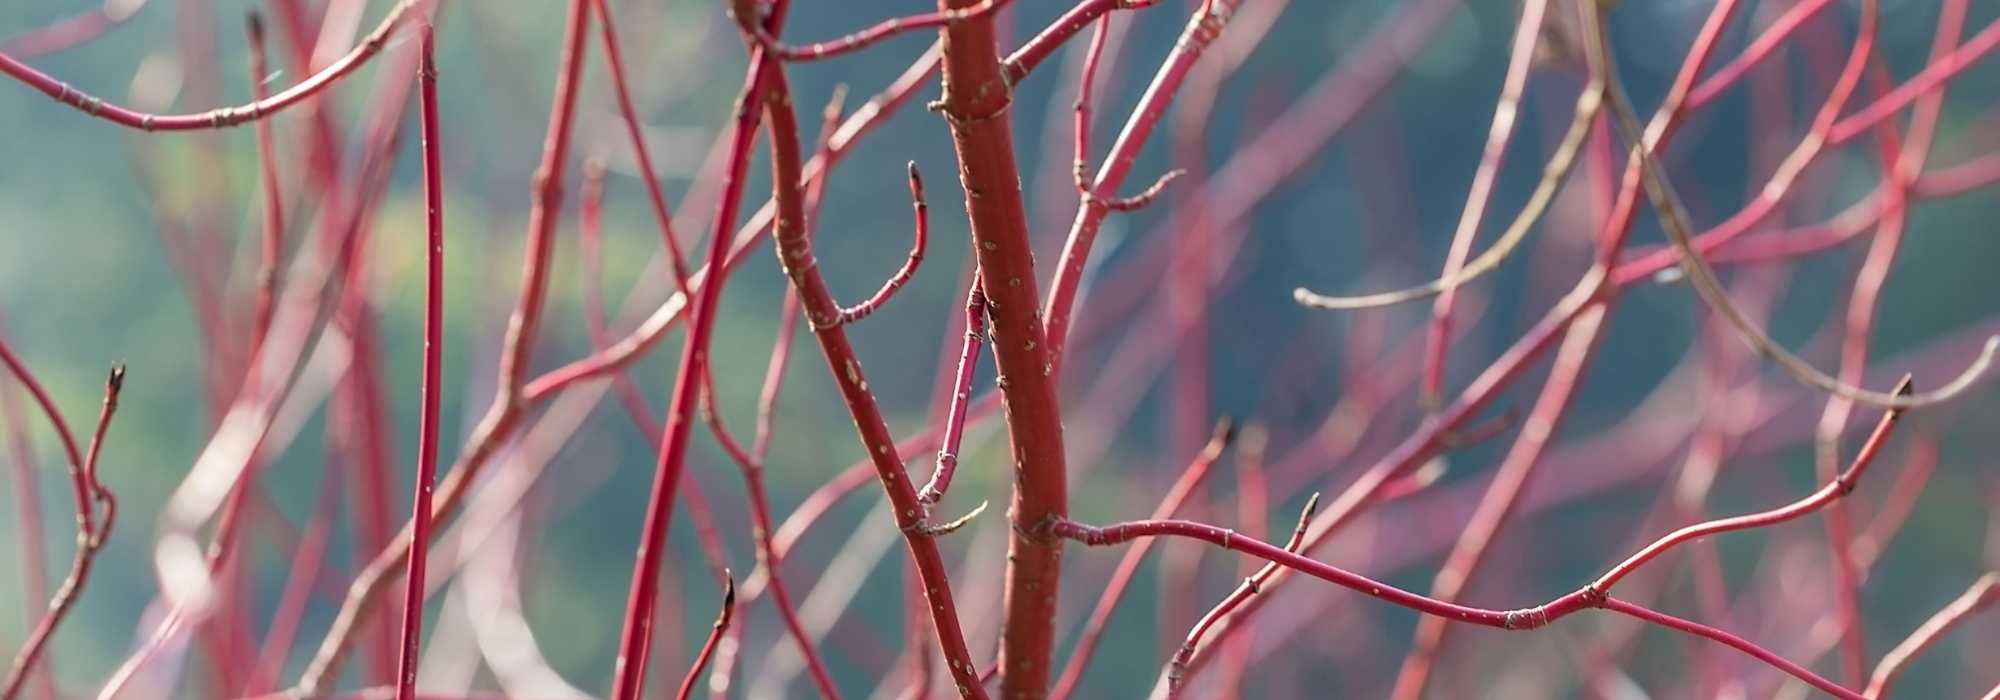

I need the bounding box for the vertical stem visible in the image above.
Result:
[751,20,987,697]
[394,24,445,700]
[933,1,1070,696]
[609,2,792,696]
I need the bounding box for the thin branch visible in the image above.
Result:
[1070,13,1185,212]
[702,307,844,700]
[1292,80,1600,310]
[915,283,988,508]
[609,0,787,691]
[393,25,445,700]
[1595,598,1861,700]
[1161,492,1317,699]
[675,573,736,700]
[1589,376,1913,594]
[2,362,123,700]
[757,15,988,694]
[1390,304,1607,700]
[1048,421,1236,700]
[587,0,691,287]
[746,0,1011,62]
[1003,0,1168,85]
[0,0,418,130]
[1864,572,1999,698]
[1596,10,1997,409]
[296,0,589,688]
[834,162,929,325]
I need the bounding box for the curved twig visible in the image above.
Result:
[675,573,736,700]
[835,162,929,325]
[1865,572,1999,699]
[0,0,418,131]
[1293,81,1601,310]
[1597,29,1995,409]
[745,0,1011,62]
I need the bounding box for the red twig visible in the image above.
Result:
[300,42,947,694]
[1418,0,1550,409]
[1042,0,1251,373]
[0,0,418,130]
[1070,13,1183,212]
[1211,426,1271,698]
[586,0,691,286]
[576,162,733,580]
[608,1,810,696]
[296,0,589,688]
[755,35,991,697]
[700,288,843,699]
[1595,597,1861,700]
[1390,306,1608,700]
[1047,422,1236,700]
[675,574,736,700]
[1002,0,1166,86]
[914,283,987,508]
[834,163,929,325]
[1046,428,1908,700]
[0,340,119,700]
[392,26,445,700]
[1815,1,1963,684]
[1162,493,1317,699]
[1591,377,1912,593]
[519,46,942,401]
[1864,572,2000,698]
[750,0,1011,62]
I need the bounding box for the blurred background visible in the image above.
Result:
[3,0,1999,697]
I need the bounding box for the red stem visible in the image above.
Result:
[0,0,418,130]
[297,35,946,694]
[295,0,588,688]
[915,283,987,507]
[1391,306,1608,700]
[247,457,342,695]
[1163,493,1317,699]
[835,163,928,325]
[393,25,445,700]
[586,0,692,286]
[1047,423,1234,700]
[0,360,122,700]
[1595,598,1862,700]
[754,0,1011,62]
[609,1,796,695]
[1001,0,1166,86]
[675,575,736,700]
[932,0,1074,694]
[1419,0,1549,408]
[1049,431,1906,700]
[1863,572,1999,698]
[752,14,989,694]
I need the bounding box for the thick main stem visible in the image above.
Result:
[933,2,1069,696]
